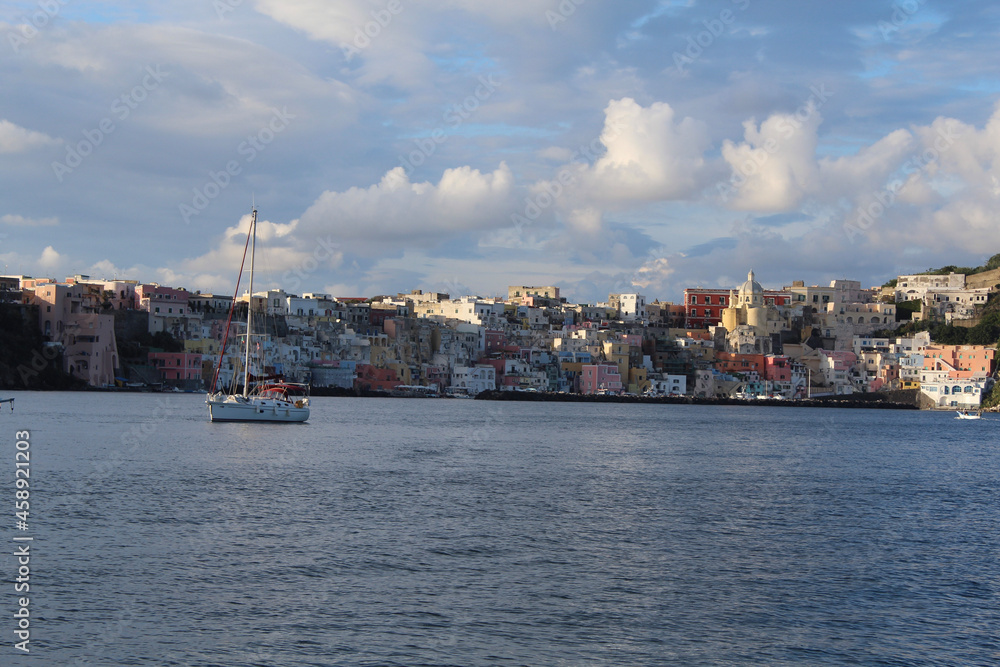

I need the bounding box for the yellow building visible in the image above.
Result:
[721,270,768,334]
[602,340,630,380]
[628,367,650,394]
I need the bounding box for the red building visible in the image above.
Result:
[715,352,765,376]
[763,355,791,382]
[715,353,792,382]
[354,365,402,392]
[484,329,505,354]
[684,288,732,329]
[683,287,793,329]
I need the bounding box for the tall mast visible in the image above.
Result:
[243,208,256,397]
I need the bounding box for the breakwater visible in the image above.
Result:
[475,389,920,410]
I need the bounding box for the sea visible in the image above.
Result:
[3,391,998,666]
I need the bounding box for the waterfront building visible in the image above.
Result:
[648,373,687,395]
[918,370,992,409]
[354,364,402,392]
[148,351,204,388]
[310,360,357,389]
[450,365,497,395]
[579,363,623,394]
[29,282,119,386]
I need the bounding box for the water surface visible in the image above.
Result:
[4,392,998,665]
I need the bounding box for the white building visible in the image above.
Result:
[648,374,687,396]
[449,365,496,396]
[610,293,647,323]
[919,371,992,409]
[895,272,965,302]
[416,296,505,326]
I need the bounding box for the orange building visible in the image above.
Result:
[922,345,995,378]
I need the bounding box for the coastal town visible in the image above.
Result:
[1,261,998,411]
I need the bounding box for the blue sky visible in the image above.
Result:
[2,0,1000,302]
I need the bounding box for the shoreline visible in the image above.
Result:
[1,385,948,411]
[472,389,920,410]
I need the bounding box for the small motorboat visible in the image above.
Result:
[955,410,982,420]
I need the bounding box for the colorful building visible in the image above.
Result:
[148,351,204,387]
[579,363,623,394]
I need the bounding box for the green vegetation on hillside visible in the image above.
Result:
[919,252,1000,276]
[885,308,1000,347]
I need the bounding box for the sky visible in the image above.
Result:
[2,0,1000,303]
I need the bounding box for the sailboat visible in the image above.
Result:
[206,207,310,422]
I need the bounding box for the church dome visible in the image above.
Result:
[737,270,764,307]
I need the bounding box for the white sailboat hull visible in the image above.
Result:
[207,395,309,422]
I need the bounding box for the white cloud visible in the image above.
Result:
[38,246,65,271]
[0,214,59,226]
[297,163,515,250]
[254,0,434,88]
[0,120,61,154]
[818,128,915,200]
[720,104,822,212]
[567,98,711,204]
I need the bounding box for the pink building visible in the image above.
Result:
[149,352,204,385]
[137,284,201,338]
[30,283,119,386]
[137,284,191,313]
[579,364,623,394]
